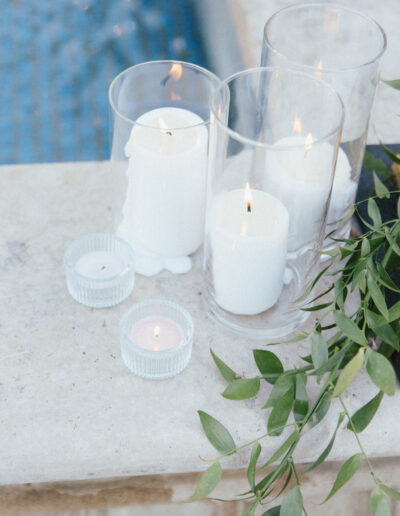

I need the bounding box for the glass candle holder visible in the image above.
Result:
[203,67,344,339]
[120,299,193,380]
[262,4,386,241]
[108,60,222,276]
[64,233,135,308]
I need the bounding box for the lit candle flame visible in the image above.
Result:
[170,91,182,101]
[158,117,172,136]
[305,132,314,153]
[315,59,323,80]
[154,326,160,337]
[292,115,302,135]
[324,6,341,33]
[245,183,252,213]
[169,63,183,81]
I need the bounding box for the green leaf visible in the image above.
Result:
[367,272,389,320]
[384,228,400,257]
[322,453,363,502]
[222,378,260,400]
[280,485,303,516]
[333,348,365,397]
[308,392,332,428]
[347,391,384,433]
[389,300,400,322]
[301,302,333,312]
[372,171,390,198]
[366,351,396,395]
[295,262,333,303]
[264,375,294,409]
[374,323,400,350]
[210,349,237,382]
[370,486,391,516]
[253,349,283,384]
[294,373,308,422]
[189,461,222,501]
[304,412,345,473]
[368,198,382,227]
[267,386,295,436]
[383,78,400,90]
[379,483,400,501]
[380,141,400,164]
[247,441,261,490]
[261,507,281,516]
[198,411,236,455]
[312,332,329,369]
[333,310,367,345]
[363,150,390,176]
[261,430,299,469]
[361,238,371,257]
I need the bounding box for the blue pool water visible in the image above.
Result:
[0,0,208,164]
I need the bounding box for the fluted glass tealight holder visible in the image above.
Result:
[108,60,222,276]
[120,299,193,380]
[64,233,135,308]
[204,67,344,339]
[262,3,386,241]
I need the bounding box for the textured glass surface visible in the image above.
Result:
[120,300,193,380]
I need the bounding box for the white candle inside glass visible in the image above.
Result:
[132,317,182,351]
[119,107,208,258]
[75,251,126,280]
[210,186,289,315]
[264,134,334,252]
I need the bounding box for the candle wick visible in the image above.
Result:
[247,204,251,213]
[166,131,172,136]
[101,265,106,270]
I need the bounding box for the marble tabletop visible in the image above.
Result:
[0,161,399,486]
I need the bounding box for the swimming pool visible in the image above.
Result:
[0,0,208,164]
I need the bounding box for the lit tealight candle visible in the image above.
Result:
[131,317,183,351]
[120,300,193,380]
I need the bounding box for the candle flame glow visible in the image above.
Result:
[170,91,182,101]
[315,59,323,80]
[154,326,160,337]
[240,222,248,237]
[158,117,172,136]
[292,115,302,135]
[245,183,252,213]
[305,132,314,153]
[169,63,183,81]
[324,6,341,33]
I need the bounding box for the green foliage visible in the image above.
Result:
[322,454,364,502]
[192,158,400,515]
[347,391,384,433]
[198,411,235,455]
[189,461,222,501]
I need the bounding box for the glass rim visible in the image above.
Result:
[64,233,135,284]
[120,299,194,356]
[263,2,387,74]
[108,59,223,131]
[211,66,345,151]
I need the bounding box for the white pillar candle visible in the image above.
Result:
[210,187,289,315]
[119,107,208,258]
[264,135,351,252]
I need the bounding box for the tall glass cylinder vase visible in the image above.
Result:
[108,61,222,276]
[203,67,344,338]
[262,4,386,242]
